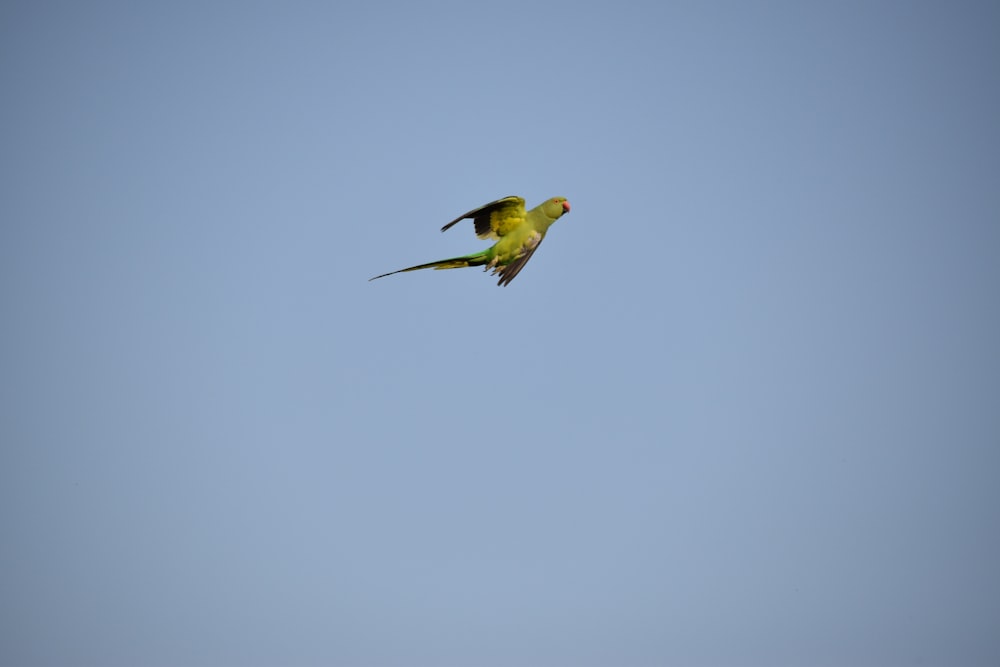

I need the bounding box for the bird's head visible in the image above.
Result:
[543,197,571,220]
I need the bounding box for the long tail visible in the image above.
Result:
[369,250,491,282]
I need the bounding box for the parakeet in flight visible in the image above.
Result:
[370,195,571,287]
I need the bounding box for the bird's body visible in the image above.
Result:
[370,196,571,286]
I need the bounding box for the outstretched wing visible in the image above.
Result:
[495,232,544,287]
[440,196,526,240]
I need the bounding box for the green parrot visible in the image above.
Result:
[370,195,571,286]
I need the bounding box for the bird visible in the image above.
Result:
[369,195,571,287]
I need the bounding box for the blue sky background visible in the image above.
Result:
[2,2,999,665]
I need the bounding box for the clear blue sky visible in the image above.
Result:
[2,2,999,665]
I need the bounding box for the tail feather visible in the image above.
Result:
[369,250,490,282]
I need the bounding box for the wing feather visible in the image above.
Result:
[495,236,544,286]
[440,196,526,240]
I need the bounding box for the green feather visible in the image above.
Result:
[370,196,570,287]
